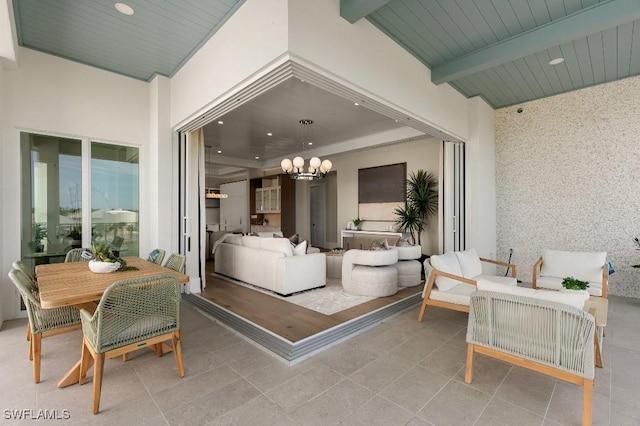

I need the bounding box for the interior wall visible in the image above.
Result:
[0,47,150,320]
[496,75,640,298]
[327,137,441,255]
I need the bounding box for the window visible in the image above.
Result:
[20,132,139,278]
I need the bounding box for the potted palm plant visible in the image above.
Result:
[393,170,438,246]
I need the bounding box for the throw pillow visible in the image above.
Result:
[455,248,482,278]
[429,252,463,292]
[293,240,308,256]
[370,239,390,250]
[288,233,300,245]
[396,236,415,247]
[148,249,160,262]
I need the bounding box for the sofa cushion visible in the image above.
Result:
[430,252,463,292]
[293,240,308,256]
[477,279,589,309]
[541,249,606,284]
[260,237,294,257]
[472,274,517,287]
[429,283,476,306]
[242,235,263,249]
[455,248,482,278]
[536,276,603,297]
[225,234,243,245]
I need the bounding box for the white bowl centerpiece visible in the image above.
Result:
[88,241,124,273]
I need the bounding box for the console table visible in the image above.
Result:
[341,230,405,250]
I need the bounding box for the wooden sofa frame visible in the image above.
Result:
[418,257,516,321]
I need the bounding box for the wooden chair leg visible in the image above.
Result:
[28,328,33,361]
[155,343,163,357]
[32,333,42,383]
[92,353,105,414]
[583,379,593,426]
[122,353,128,362]
[172,332,185,378]
[464,344,474,384]
[417,299,429,322]
[79,340,91,385]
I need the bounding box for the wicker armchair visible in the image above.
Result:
[466,291,595,425]
[147,248,166,265]
[8,269,82,383]
[164,253,186,273]
[78,274,185,414]
[65,248,90,262]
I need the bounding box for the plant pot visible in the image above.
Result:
[560,288,590,298]
[88,259,121,273]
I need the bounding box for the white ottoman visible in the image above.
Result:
[394,260,421,287]
[342,249,399,297]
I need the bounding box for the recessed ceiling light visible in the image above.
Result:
[217,120,224,125]
[549,57,565,65]
[267,132,272,136]
[255,156,260,159]
[114,3,135,15]
[217,150,222,154]
[308,142,313,146]
[354,102,359,106]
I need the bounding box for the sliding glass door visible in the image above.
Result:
[442,141,465,252]
[19,132,140,310]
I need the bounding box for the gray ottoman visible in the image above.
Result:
[342,249,399,297]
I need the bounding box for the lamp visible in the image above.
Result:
[281,119,332,180]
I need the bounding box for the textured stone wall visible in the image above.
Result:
[496,76,640,298]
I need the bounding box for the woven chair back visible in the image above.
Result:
[85,274,181,353]
[8,269,81,334]
[65,248,90,263]
[147,249,166,265]
[12,260,35,283]
[164,253,186,273]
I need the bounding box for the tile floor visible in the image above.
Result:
[0,295,638,425]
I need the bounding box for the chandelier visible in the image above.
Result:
[281,119,332,180]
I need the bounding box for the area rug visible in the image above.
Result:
[211,274,376,315]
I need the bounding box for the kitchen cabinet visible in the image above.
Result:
[256,186,280,213]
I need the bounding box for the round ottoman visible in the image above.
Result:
[349,264,398,296]
[394,260,421,287]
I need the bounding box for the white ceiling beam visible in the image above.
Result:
[431,0,640,84]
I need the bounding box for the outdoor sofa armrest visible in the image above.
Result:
[479,257,517,277]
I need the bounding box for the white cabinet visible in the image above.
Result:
[220,180,248,233]
[255,186,280,213]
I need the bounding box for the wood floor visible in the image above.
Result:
[199,261,422,343]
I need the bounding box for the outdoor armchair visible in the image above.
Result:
[147,248,166,265]
[64,248,90,262]
[78,273,185,414]
[532,249,608,297]
[164,253,186,273]
[8,269,82,383]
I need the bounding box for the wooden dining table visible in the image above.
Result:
[35,256,190,387]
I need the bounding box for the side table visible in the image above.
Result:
[326,252,344,279]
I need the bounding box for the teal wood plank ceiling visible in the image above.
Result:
[9,0,640,109]
[360,0,640,108]
[12,0,245,81]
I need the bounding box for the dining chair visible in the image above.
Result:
[8,269,82,383]
[164,253,186,273]
[147,248,166,265]
[12,260,35,282]
[65,248,90,262]
[78,274,185,414]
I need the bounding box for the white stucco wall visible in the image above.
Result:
[496,75,640,297]
[170,0,290,128]
[0,48,150,320]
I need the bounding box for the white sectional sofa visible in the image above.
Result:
[214,235,326,296]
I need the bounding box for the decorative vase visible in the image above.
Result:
[88,259,121,273]
[560,287,590,298]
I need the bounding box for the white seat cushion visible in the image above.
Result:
[455,248,482,278]
[429,283,476,306]
[541,249,606,283]
[536,276,603,297]
[394,245,421,260]
[429,252,463,292]
[472,274,517,287]
[477,279,589,309]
